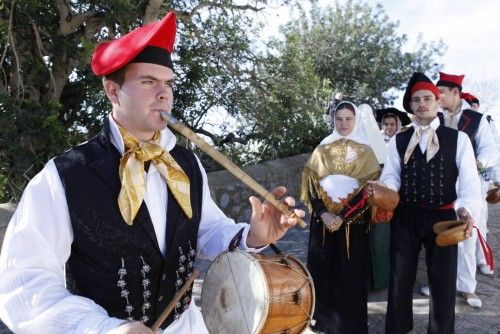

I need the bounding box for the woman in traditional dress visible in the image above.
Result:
[301,101,381,334]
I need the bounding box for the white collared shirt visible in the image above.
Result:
[380,117,482,218]
[0,116,257,333]
[441,108,498,168]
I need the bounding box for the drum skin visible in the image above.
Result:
[367,183,400,211]
[201,249,315,334]
[432,220,467,246]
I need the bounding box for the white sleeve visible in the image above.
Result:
[487,120,500,182]
[194,156,263,261]
[475,116,499,168]
[0,160,125,333]
[379,136,401,191]
[489,120,500,151]
[454,133,483,219]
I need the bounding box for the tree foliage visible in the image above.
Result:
[281,0,446,107]
[0,0,286,201]
[0,0,445,202]
[239,33,332,161]
[234,0,446,162]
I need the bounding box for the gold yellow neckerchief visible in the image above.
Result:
[118,127,192,225]
[403,126,439,165]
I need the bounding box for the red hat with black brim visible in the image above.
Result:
[403,72,440,114]
[436,71,464,91]
[461,92,480,106]
[91,12,176,76]
[376,107,412,126]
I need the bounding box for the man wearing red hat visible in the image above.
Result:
[377,72,481,334]
[461,92,480,111]
[461,91,500,276]
[0,12,304,333]
[437,72,498,307]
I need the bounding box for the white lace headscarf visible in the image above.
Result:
[318,101,370,203]
[320,101,370,146]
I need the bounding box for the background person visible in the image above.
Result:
[302,101,381,334]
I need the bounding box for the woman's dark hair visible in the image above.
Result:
[382,113,397,122]
[334,101,356,115]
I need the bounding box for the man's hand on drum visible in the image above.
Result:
[320,212,343,232]
[246,186,305,248]
[457,207,474,238]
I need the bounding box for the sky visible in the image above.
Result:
[258,0,500,121]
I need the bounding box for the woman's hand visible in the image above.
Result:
[320,212,343,232]
[365,180,386,199]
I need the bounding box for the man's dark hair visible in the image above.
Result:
[103,66,127,87]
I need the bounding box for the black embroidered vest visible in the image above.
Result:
[438,109,482,153]
[396,126,458,208]
[54,119,203,328]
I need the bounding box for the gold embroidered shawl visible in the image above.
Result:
[301,139,381,215]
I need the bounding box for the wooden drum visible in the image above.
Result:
[201,249,315,333]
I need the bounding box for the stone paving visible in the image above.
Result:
[194,202,500,334]
[1,202,499,333]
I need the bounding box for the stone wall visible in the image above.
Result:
[0,203,16,250]
[0,153,311,249]
[206,153,310,222]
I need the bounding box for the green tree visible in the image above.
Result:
[0,0,446,202]
[282,0,445,107]
[0,0,287,201]
[233,0,445,162]
[239,32,333,161]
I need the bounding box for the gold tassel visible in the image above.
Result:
[322,221,326,247]
[345,223,350,260]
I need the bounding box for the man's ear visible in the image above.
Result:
[103,79,120,105]
[452,87,461,97]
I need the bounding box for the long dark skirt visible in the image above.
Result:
[369,223,390,290]
[307,215,371,334]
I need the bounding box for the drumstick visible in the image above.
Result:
[160,111,306,228]
[150,270,199,333]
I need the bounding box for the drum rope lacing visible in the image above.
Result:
[257,257,315,323]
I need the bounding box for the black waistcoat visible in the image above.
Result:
[54,119,203,328]
[437,109,482,153]
[396,126,458,208]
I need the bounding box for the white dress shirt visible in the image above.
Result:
[0,116,258,333]
[380,117,482,219]
[441,109,498,169]
[380,130,392,145]
[486,119,500,182]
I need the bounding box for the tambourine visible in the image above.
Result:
[432,220,467,246]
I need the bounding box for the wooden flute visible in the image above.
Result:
[160,111,306,228]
